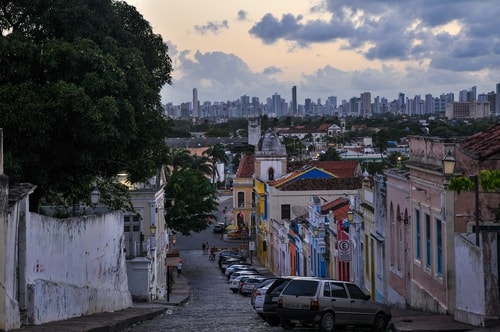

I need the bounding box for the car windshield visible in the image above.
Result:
[282,280,318,297]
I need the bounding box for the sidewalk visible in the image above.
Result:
[9,253,497,332]
[8,272,191,332]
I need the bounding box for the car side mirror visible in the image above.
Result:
[365,294,371,300]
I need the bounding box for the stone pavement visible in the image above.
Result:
[7,249,498,332]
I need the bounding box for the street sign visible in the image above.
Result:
[249,241,255,251]
[338,240,351,262]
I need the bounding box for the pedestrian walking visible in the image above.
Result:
[202,242,206,253]
[177,261,183,275]
[205,242,209,253]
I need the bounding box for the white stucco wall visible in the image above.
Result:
[25,212,132,325]
[454,234,486,326]
[0,178,23,331]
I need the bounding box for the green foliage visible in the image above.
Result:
[478,170,500,192]
[448,177,475,194]
[164,167,218,235]
[319,147,341,161]
[448,170,500,194]
[0,0,173,208]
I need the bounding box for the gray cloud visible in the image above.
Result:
[194,20,229,35]
[262,66,282,75]
[162,47,500,105]
[248,1,500,72]
[237,10,248,21]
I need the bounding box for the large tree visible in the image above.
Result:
[164,162,218,235]
[0,0,172,209]
[203,143,229,189]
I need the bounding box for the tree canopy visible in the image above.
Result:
[164,152,218,235]
[0,0,173,208]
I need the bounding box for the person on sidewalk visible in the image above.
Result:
[202,242,206,253]
[177,261,183,275]
[209,246,216,260]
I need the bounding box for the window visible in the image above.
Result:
[330,282,348,298]
[436,219,442,276]
[323,282,331,297]
[268,167,275,181]
[415,209,421,260]
[281,204,291,220]
[346,283,366,300]
[425,213,431,268]
[124,214,141,257]
[237,192,245,208]
[282,280,318,296]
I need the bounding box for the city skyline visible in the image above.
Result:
[125,0,500,105]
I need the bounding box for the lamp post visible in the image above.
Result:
[90,187,101,205]
[442,150,481,247]
[150,223,157,247]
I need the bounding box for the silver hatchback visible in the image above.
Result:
[277,277,391,332]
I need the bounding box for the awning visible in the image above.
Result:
[225,224,237,231]
[167,256,182,267]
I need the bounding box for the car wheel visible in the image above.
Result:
[266,316,281,326]
[372,313,388,332]
[320,312,335,332]
[231,289,238,293]
[280,319,296,330]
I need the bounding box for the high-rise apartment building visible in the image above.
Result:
[425,94,434,114]
[305,98,311,114]
[292,86,297,114]
[360,92,371,117]
[192,88,199,119]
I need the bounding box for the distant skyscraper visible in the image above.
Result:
[292,86,297,114]
[305,98,311,113]
[424,94,434,114]
[271,93,282,117]
[360,92,371,117]
[496,82,500,115]
[192,88,199,119]
[398,93,405,112]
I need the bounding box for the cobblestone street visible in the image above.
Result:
[126,249,284,332]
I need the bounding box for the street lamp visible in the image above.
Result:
[442,151,480,246]
[442,150,456,176]
[347,210,354,222]
[150,224,157,236]
[90,187,101,205]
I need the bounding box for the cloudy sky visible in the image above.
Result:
[125,0,500,106]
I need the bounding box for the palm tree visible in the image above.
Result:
[203,143,229,190]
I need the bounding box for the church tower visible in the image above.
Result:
[247,117,261,147]
[254,128,287,181]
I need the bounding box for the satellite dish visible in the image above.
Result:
[292,205,308,218]
[420,127,429,135]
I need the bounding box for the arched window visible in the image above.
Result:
[237,192,245,208]
[268,167,275,180]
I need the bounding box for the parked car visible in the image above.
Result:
[219,256,246,271]
[225,264,256,278]
[277,277,392,332]
[218,249,241,258]
[251,278,277,312]
[240,276,267,296]
[228,270,262,283]
[255,277,295,326]
[229,275,250,293]
[213,223,225,233]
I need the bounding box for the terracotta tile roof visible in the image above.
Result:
[236,154,255,178]
[460,123,500,160]
[278,177,363,191]
[320,197,351,219]
[318,123,331,131]
[311,161,360,177]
